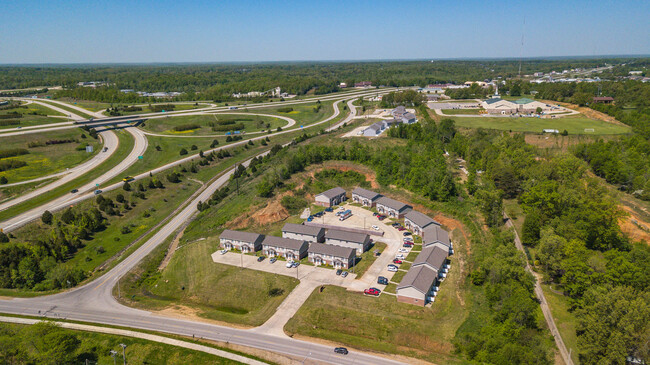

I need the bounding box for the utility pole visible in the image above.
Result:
[110,350,117,365]
[120,343,127,365]
[241,248,243,269]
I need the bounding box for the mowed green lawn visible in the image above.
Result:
[57,99,112,112]
[141,113,287,135]
[102,102,211,116]
[0,128,100,183]
[452,114,631,135]
[441,108,483,115]
[125,239,299,327]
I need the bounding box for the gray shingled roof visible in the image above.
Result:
[282,223,323,236]
[219,229,264,243]
[376,196,412,212]
[316,187,346,199]
[366,123,381,132]
[352,187,382,201]
[308,243,355,258]
[396,265,437,294]
[402,112,416,120]
[325,229,369,244]
[262,236,307,250]
[412,245,447,272]
[393,105,406,113]
[422,225,450,247]
[405,210,439,229]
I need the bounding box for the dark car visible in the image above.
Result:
[336,269,342,275]
[377,276,388,285]
[257,256,266,262]
[325,207,333,212]
[334,347,348,355]
[270,257,277,264]
[70,189,78,194]
[403,232,412,236]
[341,271,348,278]
[403,243,413,248]
[372,212,379,216]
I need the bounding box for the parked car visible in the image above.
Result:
[336,269,342,275]
[403,243,413,248]
[339,206,345,210]
[377,276,389,285]
[270,257,277,264]
[393,259,403,264]
[364,288,381,296]
[220,249,228,255]
[403,237,414,242]
[294,262,300,267]
[286,261,295,268]
[257,256,266,262]
[391,222,400,227]
[341,271,348,278]
[397,227,406,231]
[371,225,379,231]
[399,248,409,253]
[395,254,405,260]
[387,265,398,272]
[103,147,108,152]
[94,190,102,195]
[403,232,412,236]
[325,207,333,212]
[377,216,386,221]
[373,212,379,216]
[70,189,78,194]
[334,347,348,355]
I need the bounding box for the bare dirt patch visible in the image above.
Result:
[229,197,291,230]
[155,305,252,329]
[618,205,650,244]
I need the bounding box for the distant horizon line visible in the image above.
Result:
[1,54,649,67]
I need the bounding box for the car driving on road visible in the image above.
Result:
[334,347,348,355]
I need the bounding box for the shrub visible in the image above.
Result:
[173,124,200,132]
[277,107,293,113]
[0,148,29,159]
[41,210,53,224]
[179,148,188,156]
[280,195,308,214]
[190,144,198,150]
[0,176,7,184]
[0,160,27,172]
[121,226,131,234]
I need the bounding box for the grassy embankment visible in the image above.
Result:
[102,102,212,116]
[0,102,69,129]
[0,128,134,221]
[37,100,95,119]
[451,114,632,135]
[0,128,100,183]
[142,114,287,135]
[441,108,483,115]
[0,322,242,365]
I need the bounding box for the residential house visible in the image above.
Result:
[282,223,325,243]
[219,230,265,253]
[324,229,370,255]
[422,225,452,254]
[397,245,449,306]
[307,243,356,269]
[314,187,347,207]
[592,96,614,104]
[351,187,382,207]
[261,236,309,260]
[362,122,384,137]
[404,210,439,236]
[376,196,412,218]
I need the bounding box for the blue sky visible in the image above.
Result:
[1,0,648,63]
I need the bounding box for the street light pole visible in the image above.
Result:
[120,344,127,365]
[110,350,117,365]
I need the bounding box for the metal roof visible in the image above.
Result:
[412,245,447,272]
[325,229,369,244]
[484,97,503,105]
[376,196,412,212]
[351,187,382,201]
[282,223,324,236]
[262,236,308,250]
[308,243,355,258]
[316,187,346,199]
[219,229,264,243]
[405,210,439,229]
[422,225,450,247]
[514,98,535,104]
[396,265,437,294]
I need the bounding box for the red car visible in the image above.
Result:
[364,288,381,296]
[393,259,403,264]
[397,227,406,231]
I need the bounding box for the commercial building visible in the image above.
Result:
[314,187,347,207]
[324,229,370,255]
[261,236,309,260]
[376,196,412,218]
[481,97,518,114]
[514,98,551,113]
[404,211,439,236]
[362,122,384,137]
[282,223,325,243]
[219,230,265,253]
[307,243,356,269]
[351,187,382,207]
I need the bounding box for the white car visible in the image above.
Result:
[398,248,409,253]
[403,237,414,242]
[387,265,398,272]
[286,261,295,268]
[371,225,379,231]
[339,206,345,210]
[395,254,405,260]
[220,249,228,255]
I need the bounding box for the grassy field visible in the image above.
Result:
[246,101,334,126]
[0,128,100,184]
[441,108,483,115]
[56,98,112,112]
[1,322,242,365]
[0,178,55,203]
[102,102,211,116]
[542,285,581,365]
[120,238,299,327]
[37,100,95,119]
[0,102,69,129]
[142,113,287,135]
[0,128,134,221]
[451,114,632,135]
